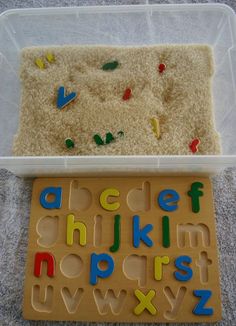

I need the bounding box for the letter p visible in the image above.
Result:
[90,253,114,285]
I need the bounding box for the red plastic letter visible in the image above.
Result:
[34,252,55,278]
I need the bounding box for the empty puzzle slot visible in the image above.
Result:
[177,223,210,248]
[123,255,147,287]
[60,254,83,278]
[163,286,187,320]
[69,180,92,211]
[93,289,127,315]
[196,251,212,284]
[127,181,150,212]
[31,285,53,313]
[61,287,84,314]
[36,216,59,248]
[94,215,102,247]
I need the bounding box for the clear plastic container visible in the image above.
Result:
[0,3,236,176]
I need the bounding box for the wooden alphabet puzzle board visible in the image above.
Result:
[23,177,221,322]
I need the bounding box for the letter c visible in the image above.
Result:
[100,188,120,211]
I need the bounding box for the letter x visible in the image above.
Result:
[134,289,157,315]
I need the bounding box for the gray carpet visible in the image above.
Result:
[0,1,236,325]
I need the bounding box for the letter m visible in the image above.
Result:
[177,223,210,248]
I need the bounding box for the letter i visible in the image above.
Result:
[94,215,102,247]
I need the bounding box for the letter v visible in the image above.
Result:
[61,287,84,313]
[57,86,77,109]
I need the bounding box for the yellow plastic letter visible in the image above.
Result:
[154,256,170,281]
[67,214,86,246]
[100,188,120,211]
[134,289,157,315]
[35,58,45,69]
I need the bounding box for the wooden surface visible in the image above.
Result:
[23,177,221,322]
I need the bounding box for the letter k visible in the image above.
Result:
[133,215,153,248]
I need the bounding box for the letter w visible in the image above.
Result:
[93,289,127,315]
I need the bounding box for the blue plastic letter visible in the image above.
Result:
[174,255,193,281]
[90,253,114,285]
[133,215,153,248]
[193,290,213,315]
[40,187,62,209]
[158,189,180,212]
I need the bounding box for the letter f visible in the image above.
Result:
[188,182,204,213]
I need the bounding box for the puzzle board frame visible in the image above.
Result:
[23,176,221,322]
